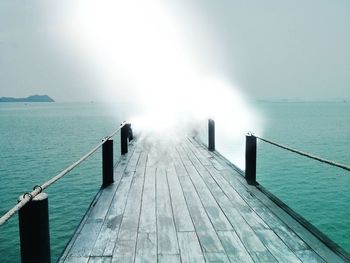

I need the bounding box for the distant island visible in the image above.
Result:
[0,95,54,103]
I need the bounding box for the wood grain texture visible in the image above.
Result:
[167,165,195,232]
[135,232,157,263]
[177,232,205,263]
[60,138,345,263]
[156,167,179,255]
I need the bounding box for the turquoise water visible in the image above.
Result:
[0,102,349,262]
[254,102,350,253]
[0,103,123,262]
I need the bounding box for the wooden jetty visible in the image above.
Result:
[58,136,347,263]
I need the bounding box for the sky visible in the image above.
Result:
[0,0,349,102]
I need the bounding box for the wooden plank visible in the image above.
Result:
[217,231,254,263]
[88,256,112,263]
[188,136,201,146]
[177,173,225,253]
[88,185,120,221]
[68,220,104,257]
[201,147,340,262]
[169,147,189,178]
[134,232,157,263]
[190,138,233,171]
[113,178,143,242]
[59,190,103,262]
[190,142,225,172]
[114,150,133,176]
[176,145,193,167]
[91,173,135,256]
[295,250,326,263]
[180,147,264,236]
[217,168,310,252]
[186,138,223,169]
[179,150,272,258]
[185,141,272,235]
[62,138,346,263]
[182,140,211,172]
[91,147,139,256]
[134,151,147,177]
[188,138,212,159]
[250,252,278,263]
[186,138,211,166]
[227,168,346,263]
[158,254,181,263]
[125,147,141,172]
[156,167,179,255]
[256,229,302,262]
[182,164,233,231]
[112,151,147,262]
[204,253,230,263]
[134,149,156,263]
[111,240,134,263]
[139,166,156,233]
[63,256,89,263]
[205,165,269,231]
[254,206,309,251]
[180,144,233,231]
[61,145,137,261]
[177,232,205,263]
[253,188,345,262]
[213,197,269,257]
[212,149,346,262]
[174,152,225,253]
[167,165,195,232]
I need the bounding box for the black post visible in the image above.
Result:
[208,119,215,151]
[121,124,129,155]
[102,139,114,187]
[245,135,257,185]
[128,124,133,141]
[18,193,51,263]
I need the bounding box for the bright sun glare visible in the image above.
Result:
[52,0,262,167]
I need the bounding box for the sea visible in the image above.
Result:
[0,101,349,262]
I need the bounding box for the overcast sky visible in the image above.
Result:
[0,0,349,101]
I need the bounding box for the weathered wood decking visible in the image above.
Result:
[59,137,346,263]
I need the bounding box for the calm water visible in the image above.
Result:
[0,103,124,262]
[254,101,350,253]
[0,102,349,262]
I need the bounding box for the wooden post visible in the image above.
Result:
[121,124,129,155]
[208,119,215,151]
[18,193,51,263]
[128,124,133,141]
[102,139,114,187]
[245,135,257,185]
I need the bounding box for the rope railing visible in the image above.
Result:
[253,134,350,172]
[244,132,350,186]
[0,122,127,226]
[244,134,350,261]
[197,121,349,261]
[199,120,349,187]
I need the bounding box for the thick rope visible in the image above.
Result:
[254,135,350,172]
[0,123,126,226]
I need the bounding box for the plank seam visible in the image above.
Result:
[133,152,148,263]
[184,139,274,262]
